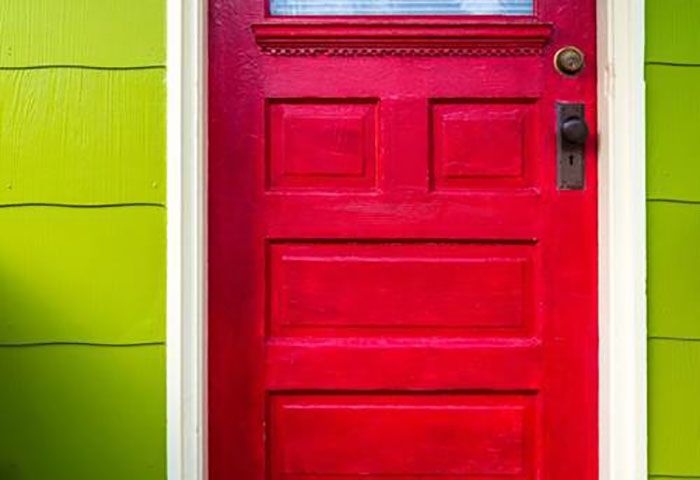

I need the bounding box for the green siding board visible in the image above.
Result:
[646,0,700,473]
[649,339,700,476]
[646,65,700,202]
[0,68,166,205]
[0,207,165,345]
[0,345,165,480]
[646,0,700,64]
[648,202,700,339]
[0,0,168,477]
[0,0,165,67]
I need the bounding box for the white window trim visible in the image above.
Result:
[166,0,647,477]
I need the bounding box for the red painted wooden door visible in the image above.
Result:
[209,0,598,478]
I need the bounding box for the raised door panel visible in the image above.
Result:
[269,242,537,337]
[270,394,535,479]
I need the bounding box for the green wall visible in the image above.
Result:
[0,1,167,479]
[647,0,700,478]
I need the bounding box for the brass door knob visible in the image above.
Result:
[555,46,585,75]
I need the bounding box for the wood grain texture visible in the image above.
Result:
[0,207,165,344]
[0,345,165,479]
[646,0,700,64]
[646,65,700,202]
[647,202,700,339]
[649,339,700,476]
[0,68,166,205]
[0,0,165,67]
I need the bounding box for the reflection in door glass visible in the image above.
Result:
[270,0,533,16]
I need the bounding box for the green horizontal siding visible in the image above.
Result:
[646,66,700,202]
[648,202,700,339]
[0,0,165,68]
[646,0,700,64]
[649,339,700,476]
[0,345,165,479]
[0,207,165,344]
[0,68,166,205]
[646,0,700,476]
[0,0,167,478]
[651,478,700,480]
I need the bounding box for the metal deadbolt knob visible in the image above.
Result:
[561,116,589,145]
[555,46,585,75]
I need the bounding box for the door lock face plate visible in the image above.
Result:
[557,102,588,190]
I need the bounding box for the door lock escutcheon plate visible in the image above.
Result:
[557,102,588,190]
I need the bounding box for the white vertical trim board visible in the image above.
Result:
[597,0,647,478]
[167,0,207,479]
[165,0,648,478]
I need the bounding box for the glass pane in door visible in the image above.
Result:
[270,0,533,16]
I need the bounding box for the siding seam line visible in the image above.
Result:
[646,61,700,68]
[0,203,166,209]
[649,336,700,343]
[647,199,700,205]
[0,65,166,71]
[0,341,166,348]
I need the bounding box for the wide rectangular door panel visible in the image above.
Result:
[209,1,598,479]
[270,394,536,478]
[269,243,538,337]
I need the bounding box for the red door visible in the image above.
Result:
[209,0,597,478]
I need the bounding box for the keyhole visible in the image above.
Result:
[569,155,574,166]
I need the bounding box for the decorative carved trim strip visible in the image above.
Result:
[260,45,545,57]
[253,21,553,57]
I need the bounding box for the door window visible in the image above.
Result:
[270,0,533,16]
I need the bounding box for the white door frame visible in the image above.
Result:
[166,0,207,478]
[165,0,647,477]
[597,0,647,477]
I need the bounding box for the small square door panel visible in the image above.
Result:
[431,100,537,190]
[269,394,535,479]
[267,100,377,189]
